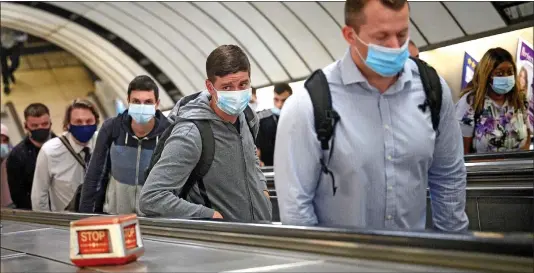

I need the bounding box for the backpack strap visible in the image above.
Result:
[410,57,443,133]
[59,135,85,212]
[304,69,340,196]
[305,69,340,150]
[178,120,214,208]
[180,92,203,107]
[59,136,86,170]
[256,109,273,120]
[243,106,257,141]
[144,117,215,208]
[145,120,176,182]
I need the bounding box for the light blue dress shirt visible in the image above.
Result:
[274,49,469,232]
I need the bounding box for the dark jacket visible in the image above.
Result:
[256,109,279,166]
[6,134,56,209]
[79,110,170,214]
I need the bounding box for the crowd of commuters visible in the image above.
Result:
[1,0,532,234]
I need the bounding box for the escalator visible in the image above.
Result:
[1,148,531,273]
[1,209,532,273]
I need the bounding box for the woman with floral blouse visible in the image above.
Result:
[456,47,531,154]
[528,93,534,133]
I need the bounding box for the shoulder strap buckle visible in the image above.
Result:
[410,57,443,133]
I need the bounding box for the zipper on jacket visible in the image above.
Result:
[133,137,143,211]
[233,123,254,221]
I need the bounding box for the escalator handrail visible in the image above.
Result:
[1,208,532,259]
[464,150,534,161]
[87,91,109,120]
[5,101,25,137]
[260,152,534,172]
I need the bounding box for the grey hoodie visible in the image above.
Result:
[138,91,272,222]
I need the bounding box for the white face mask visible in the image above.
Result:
[128,104,156,124]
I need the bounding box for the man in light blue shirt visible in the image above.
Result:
[274,0,468,232]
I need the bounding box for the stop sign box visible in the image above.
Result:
[70,214,145,267]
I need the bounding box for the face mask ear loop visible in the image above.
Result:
[352,29,368,63]
[209,82,220,104]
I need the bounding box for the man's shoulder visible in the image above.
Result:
[102,116,119,128]
[407,58,453,105]
[408,58,448,87]
[257,109,274,120]
[7,142,26,163]
[323,60,342,82]
[10,139,27,154]
[169,120,202,140]
[40,136,65,155]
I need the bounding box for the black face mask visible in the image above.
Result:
[30,128,51,143]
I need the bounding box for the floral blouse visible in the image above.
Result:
[455,92,529,153]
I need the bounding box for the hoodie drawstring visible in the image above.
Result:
[125,133,128,145]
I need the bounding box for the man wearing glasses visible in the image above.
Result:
[139,45,272,222]
[79,75,170,214]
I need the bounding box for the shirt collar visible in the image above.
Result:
[339,47,415,93]
[340,48,367,86]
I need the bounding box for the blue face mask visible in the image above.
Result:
[491,75,515,94]
[129,104,156,124]
[0,144,9,158]
[215,88,252,116]
[69,124,97,143]
[354,32,410,77]
[115,99,127,115]
[271,107,281,116]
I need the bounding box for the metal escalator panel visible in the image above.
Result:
[493,2,534,25]
[1,209,533,273]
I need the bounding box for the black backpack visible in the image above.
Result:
[305,57,443,196]
[144,92,257,207]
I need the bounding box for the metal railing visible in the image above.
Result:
[262,158,533,186]
[464,150,534,162]
[5,101,25,137]
[1,209,532,273]
[87,91,110,120]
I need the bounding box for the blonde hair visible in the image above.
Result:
[459,48,525,114]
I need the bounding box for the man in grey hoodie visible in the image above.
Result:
[138,45,272,222]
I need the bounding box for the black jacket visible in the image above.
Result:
[6,133,57,209]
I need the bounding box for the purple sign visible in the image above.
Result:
[516,39,533,131]
[461,52,477,90]
[518,41,534,63]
